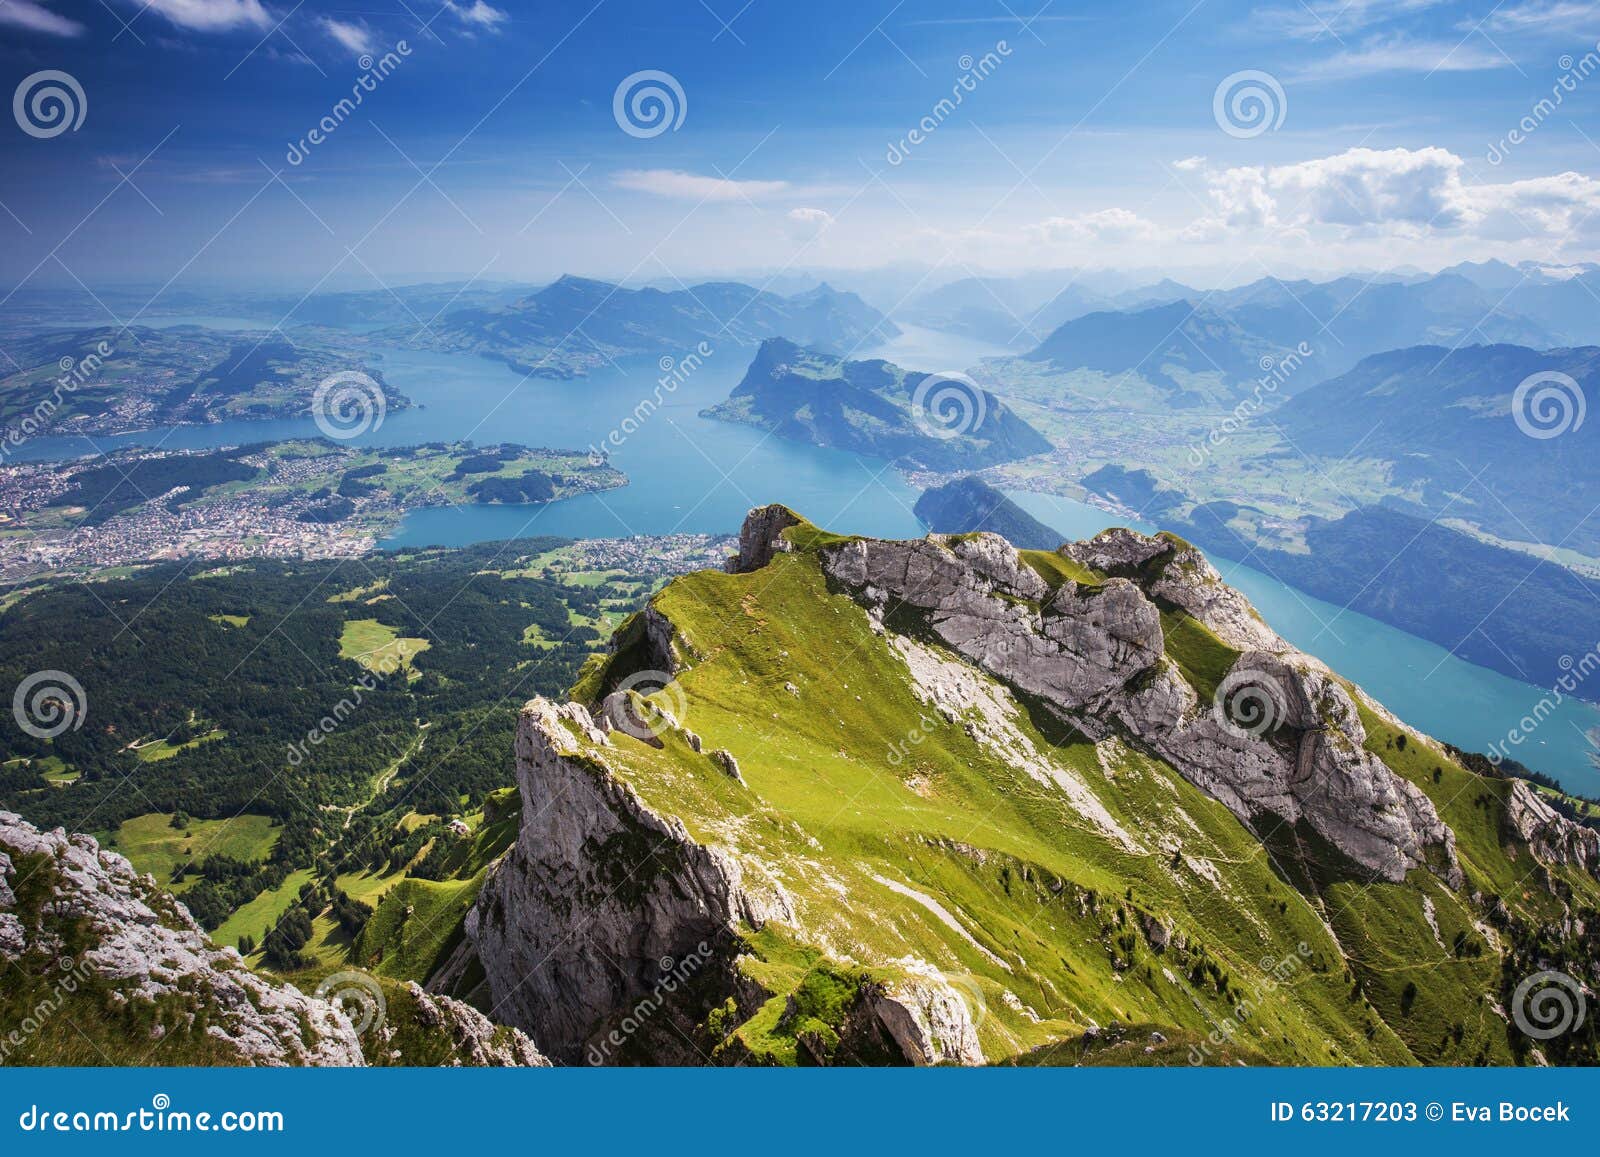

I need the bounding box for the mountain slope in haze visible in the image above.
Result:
[1439,261,1600,344]
[992,273,1561,410]
[704,338,1053,470]
[1020,300,1287,408]
[1247,506,1600,698]
[435,506,1600,1066]
[1275,343,1600,556]
[419,275,899,377]
[914,476,1062,549]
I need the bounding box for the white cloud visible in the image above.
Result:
[319,17,376,56]
[1479,0,1600,32]
[613,169,790,202]
[785,207,834,240]
[1174,155,1208,172]
[1296,36,1510,78]
[1252,0,1448,39]
[0,0,84,36]
[1028,208,1160,244]
[1187,147,1600,243]
[445,0,509,30]
[126,0,270,31]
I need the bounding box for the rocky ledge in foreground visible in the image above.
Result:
[0,812,547,1067]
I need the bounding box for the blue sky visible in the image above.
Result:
[1,0,1599,293]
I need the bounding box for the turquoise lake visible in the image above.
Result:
[13,321,1599,794]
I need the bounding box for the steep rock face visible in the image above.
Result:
[0,812,364,1066]
[1505,780,1600,873]
[463,700,792,1063]
[462,698,986,1066]
[805,515,1457,885]
[727,503,801,574]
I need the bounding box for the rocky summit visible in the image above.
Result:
[10,507,1600,1067]
[426,506,1600,1066]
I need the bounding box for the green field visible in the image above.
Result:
[339,617,431,675]
[107,812,278,893]
[214,868,314,950]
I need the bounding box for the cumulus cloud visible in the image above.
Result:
[1184,147,1600,243]
[785,207,834,240]
[319,17,376,56]
[125,0,270,31]
[0,0,84,36]
[1174,155,1208,172]
[445,0,509,30]
[1028,208,1160,244]
[613,169,790,202]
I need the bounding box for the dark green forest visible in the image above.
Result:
[0,538,631,933]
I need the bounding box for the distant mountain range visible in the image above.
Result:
[703,338,1051,471]
[1275,342,1600,556]
[901,275,1190,349]
[996,272,1568,408]
[417,275,899,378]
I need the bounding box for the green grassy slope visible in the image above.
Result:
[551,516,1600,1065]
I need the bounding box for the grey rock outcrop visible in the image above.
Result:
[0,811,365,1066]
[1504,780,1600,873]
[462,699,795,1063]
[728,503,802,573]
[823,532,1164,709]
[401,983,550,1067]
[809,519,1457,885]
